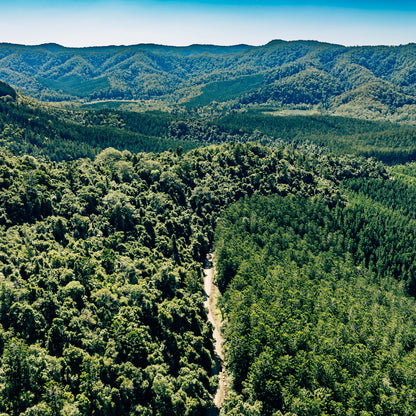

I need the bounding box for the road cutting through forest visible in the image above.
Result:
[204,253,227,415]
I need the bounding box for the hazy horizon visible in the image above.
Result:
[1,0,416,48]
[2,39,416,49]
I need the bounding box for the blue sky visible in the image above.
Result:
[1,0,416,47]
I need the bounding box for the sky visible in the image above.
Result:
[1,0,416,48]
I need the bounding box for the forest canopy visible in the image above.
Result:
[2,73,416,416]
[215,191,416,415]
[2,41,416,122]
[3,92,416,165]
[0,137,395,415]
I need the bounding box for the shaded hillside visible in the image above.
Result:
[0,81,16,100]
[2,41,416,121]
[0,95,198,161]
[3,88,416,164]
[214,111,416,164]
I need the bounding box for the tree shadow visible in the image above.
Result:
[206,351,222,416]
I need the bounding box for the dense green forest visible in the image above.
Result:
[213,112,416,164]
[3,86,416,164]
[0,132,391,415]
[3,62,416,416]
[215,188,416,415]
[2,41,416,122]
[0,91,198,161]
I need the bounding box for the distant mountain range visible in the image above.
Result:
[2,40,416,122]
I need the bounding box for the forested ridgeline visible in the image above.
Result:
[3,41,416,121]
[4,87,416,165]
[0,96,198,161]
[214,111,416,164]
[0,81,17,100]
[215,189,416,415]
[0,142,385,415]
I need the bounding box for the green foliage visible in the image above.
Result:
[215,192,416,415]
[0,98,199,161]
[38,76,110,98]
[216,111,416,164]
[3,48,416,416]
[0,81,16,100]
[2,82,416,165]
[186,74,265,108]
[247,67,342,106]
[2,41,416,121]
[0,140,387,414]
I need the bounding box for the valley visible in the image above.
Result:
[1,38,416,415]
[2,41,416,123]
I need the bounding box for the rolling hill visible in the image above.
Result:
[3,80,416,164]
[3,41,416,415]
[2,41,416,122]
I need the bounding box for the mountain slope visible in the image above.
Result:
[2,41,416,121]
[0,93,199,161]
[3,86,416,164]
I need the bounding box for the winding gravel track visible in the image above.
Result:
[204,253,227,415]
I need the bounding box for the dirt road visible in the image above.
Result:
[204,253,227,415]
